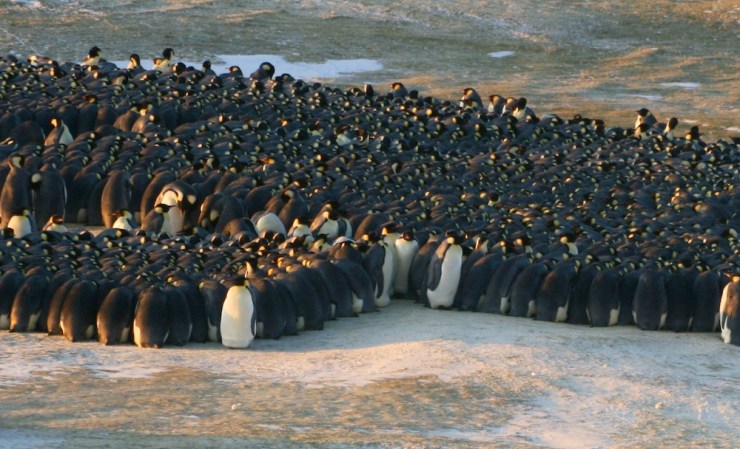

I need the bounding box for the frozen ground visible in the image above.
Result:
[1,300,737,448]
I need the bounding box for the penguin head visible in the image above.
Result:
[162,48,174,59]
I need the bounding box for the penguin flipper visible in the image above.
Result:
[426,254,443,292]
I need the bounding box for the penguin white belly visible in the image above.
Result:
[8,215,33,238]
[255,213,286,236]
[220,286,256,349]
[427,245,463,309]
[352,293,363,314]
[375,246,395,307]
[393,240,418,297]
[112,214,134,230]
[383,235,399,296]
[0,313,9,330]
[207,320,219,342]
[556,302,568,322]
[160,192,184,235]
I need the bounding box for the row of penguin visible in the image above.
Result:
[0,48,738,349]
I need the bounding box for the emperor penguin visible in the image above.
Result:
[44,117,73,147]
[7,208,36,238]
[110,209,137,231]
[31,164,67,228]
[720,275,740,345]
[42,215,68,233]
[153,48,175,73]
[634,108,657,130]
[100,169,132,228]
[0,155,32,228]
[155,181,198,235]
[393,231,419,298]
[426,232,465,309]
[361,233,395,308]
[220,277,257,349]
[460,88,483,109]
[253,211,287,237]
[141,203,173,236]
[82,46,102,67]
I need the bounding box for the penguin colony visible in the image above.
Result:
[0,48,738,349]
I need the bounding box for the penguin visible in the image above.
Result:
[127,53,145,75]
[509,260,551,318]
[0,155,32,228]
[487,94,506,115]
[567,261,600,325]
[249,62,275,81]
[46,277,80,335]
[252,211,287,237]
[392,231,419,298]
[6,208,36,238]
[153,48,175,73]
[199,279,227,342]
[167,274,208,343]
[534,260,579,322]
[634,108,657,130]
[155,181,199,235]
[362,234,395,308]
[719,276,740,345]
[9,274,49,333]
[110,209,137,231]
[82,46,102,67]
[304,257,355,318]
[586,267,622,326]
[426,232,464,309]
[164,285,192,346]
[96,286,136,345]
[100,169,132,228]
[632,268,668,331]
[407,234,442,303]
[0,270,27,330]
[460,88,483,109]
[247,276,287,339]
[478,253,531,314]
[133,286,171,349]
[664,269,696,332]
[220,277,257,349]
[59,279,99,341]
[31,165,67,229]
[331,258,377,314]
[44,117,74,147]
[691,270,723,332]
[141,203,173,236]
[274,268,325,331]
[456,253,502,312]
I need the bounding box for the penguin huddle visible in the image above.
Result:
[0,48,738,349]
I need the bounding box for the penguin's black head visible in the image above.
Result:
[88,46,101,58]
[163,48,174,59]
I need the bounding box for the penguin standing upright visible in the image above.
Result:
[220,277,257,349]
[96,286,136,345]
[0,155,32,228]
[362,234,395,307]
[719,275,740,346]
[133,286,171,349]
[426,232,464,309]
[31,164,67,229]
[100,169,132,228]
[393,231,419,298]
[632,268,668,331]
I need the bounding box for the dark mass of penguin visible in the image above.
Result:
[0,48,738,348]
